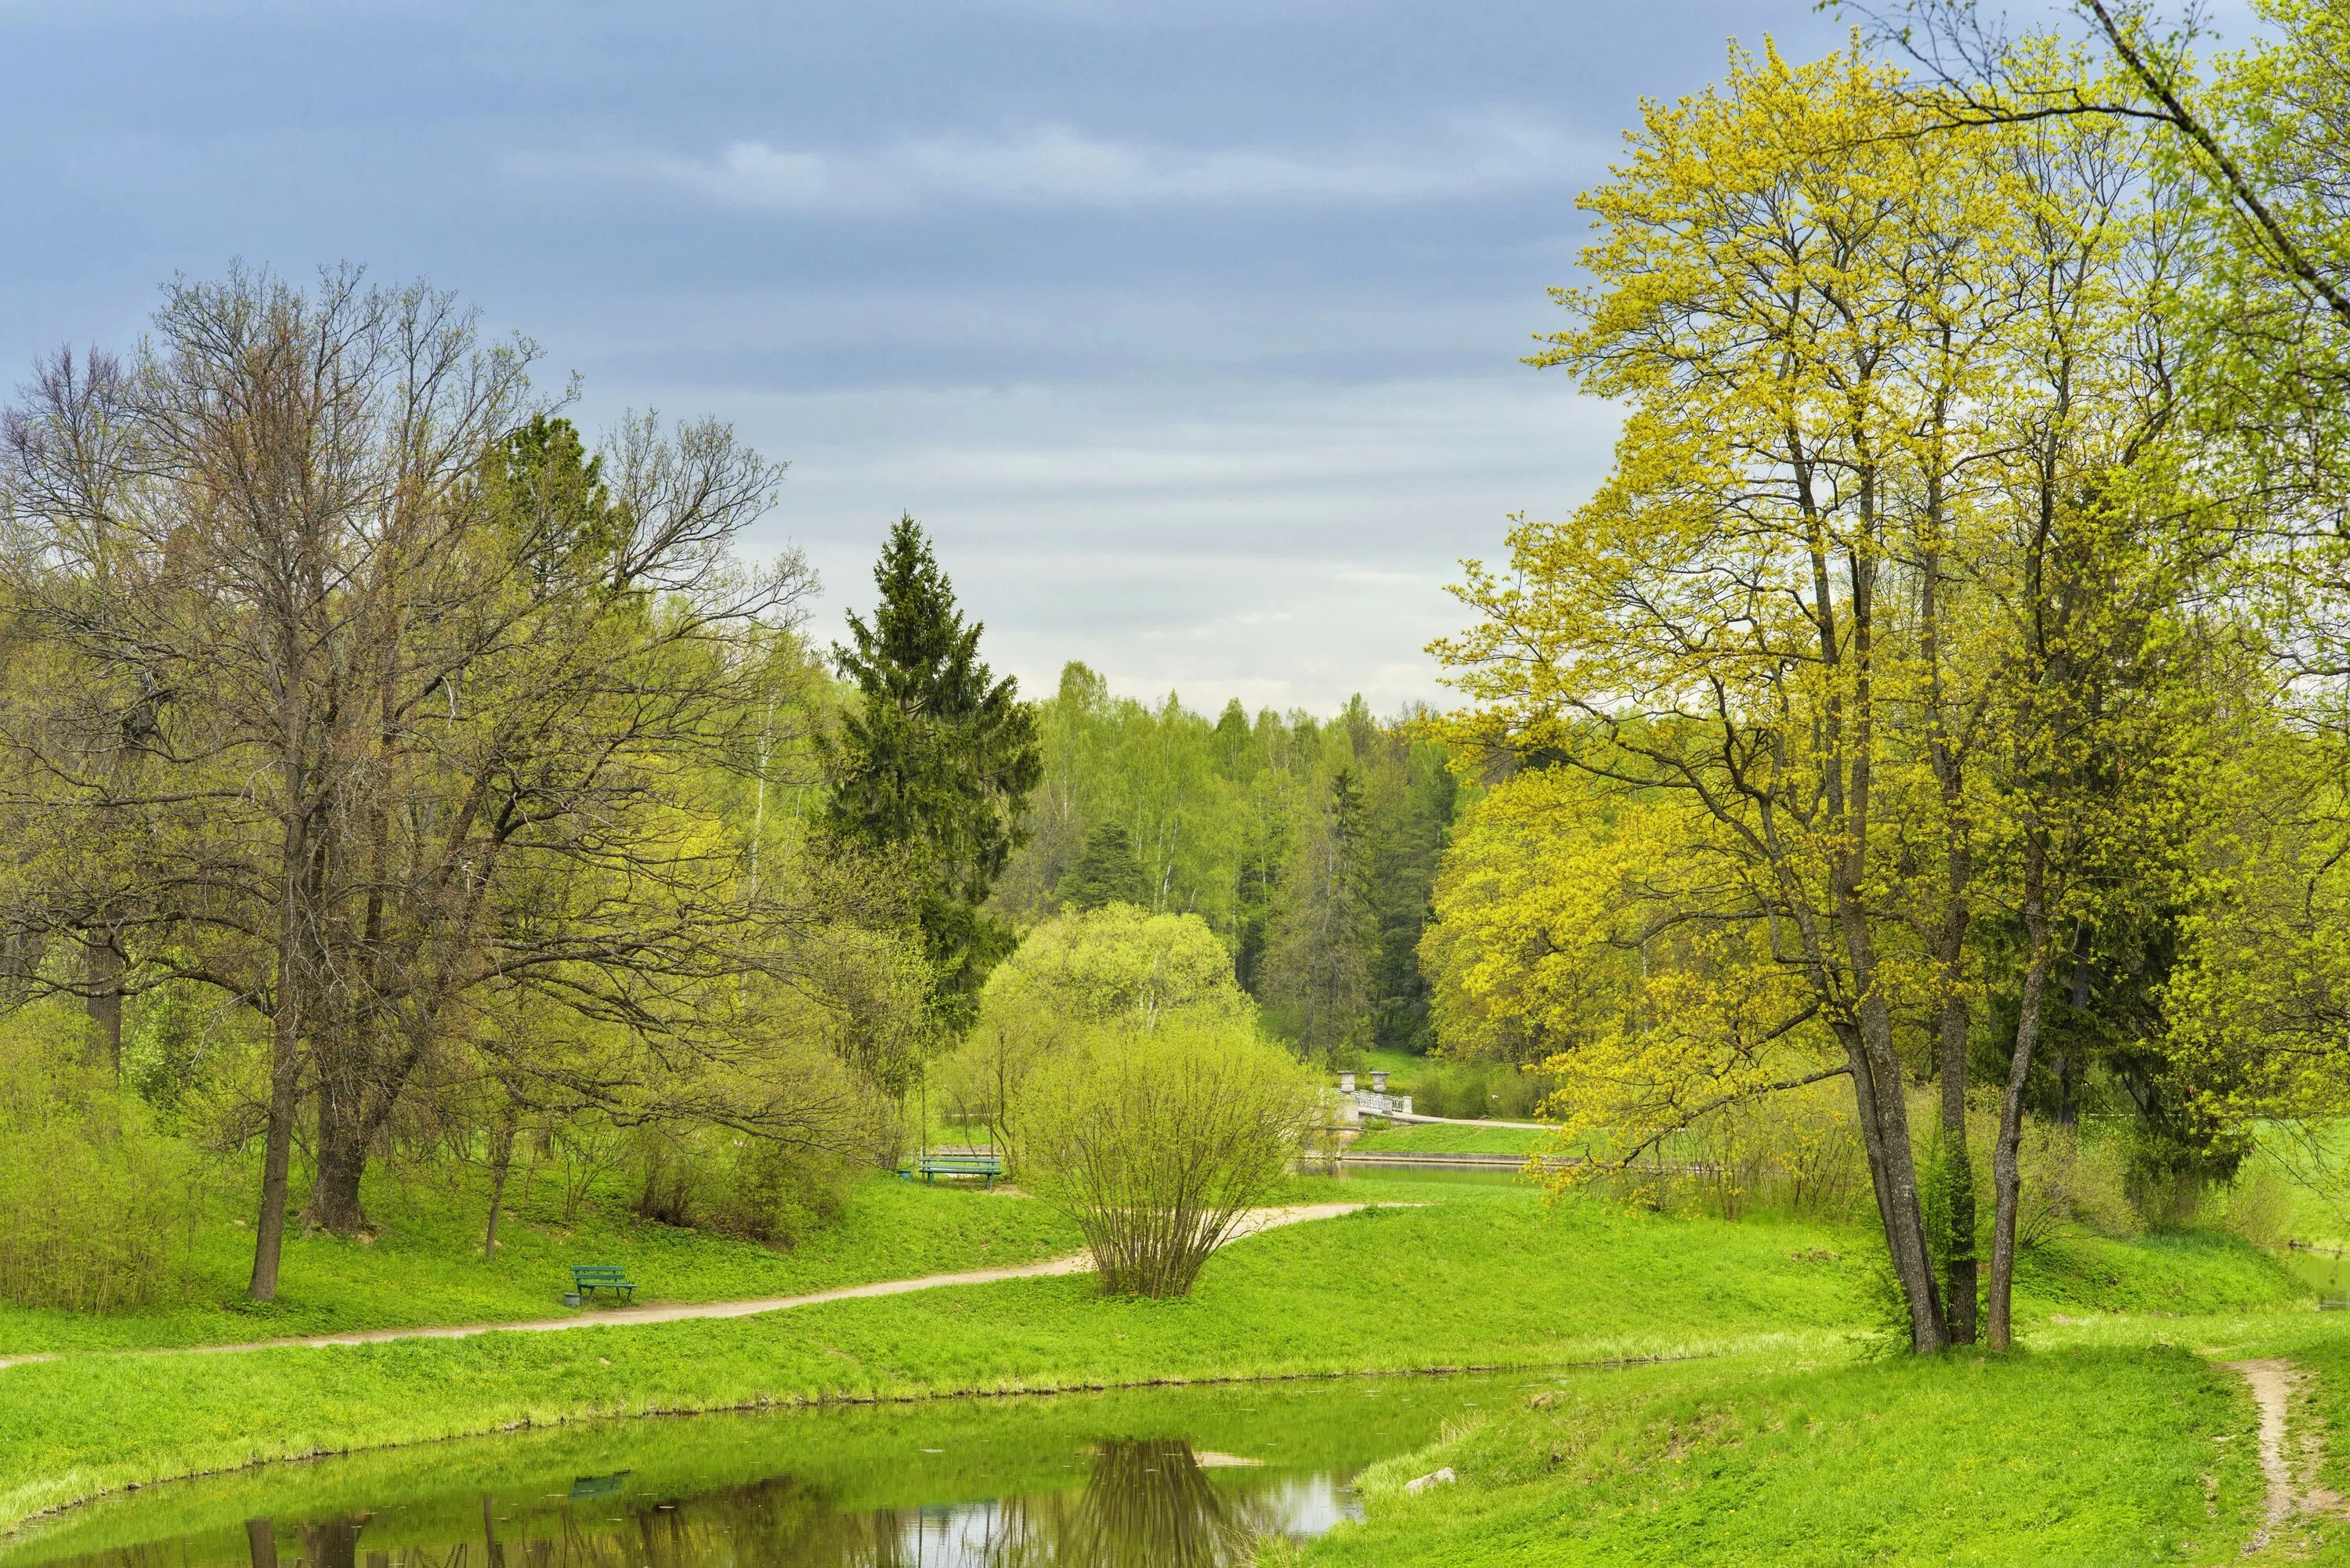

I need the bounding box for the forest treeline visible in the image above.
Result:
[992,665,1454,1057]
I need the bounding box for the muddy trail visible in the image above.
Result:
[2226,1357,2346,1555]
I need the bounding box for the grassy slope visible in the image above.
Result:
[1286,1343,2267,1568]
[1273,1218,2323,1568]
[0,1171,1082,1354]
[0,1180,2306,1533]
[1350,1122,1549,1155]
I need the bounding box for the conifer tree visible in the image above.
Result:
[1058,822,1148,910]
[824,516,1041,1035]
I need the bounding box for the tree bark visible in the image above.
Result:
[305,1078,371,1235]
[248,812,310,1302]
[1988,831,2055,1349]
[1850,993,1950,1353]
[1938,979,1979,1345]
[247,1007,302,1301]
[483,1115,516,1261]
[82,934,123,1080]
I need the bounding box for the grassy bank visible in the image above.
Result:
[1350,1121,1549,1156]
[1282,1341,2271,1567]
[0,1170,1081,1355]
[0,1179,2306,1534]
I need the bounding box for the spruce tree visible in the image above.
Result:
[824,515,1041,1034]
[1058,822,1148,910]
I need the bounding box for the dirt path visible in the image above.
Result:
[2223,1357,2345,1555]
[0,1201,1380,1371]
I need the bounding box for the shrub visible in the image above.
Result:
[1007,1015,1323,1297]
[630,1124,858,1246]
[2202,1164,2293,1249]
[942,905,1249,1143]
[1603,1078,1867,1222]
[0,1005,206,1312]
[2013,1122,2137,1247]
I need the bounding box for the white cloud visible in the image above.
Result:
[512,116,1595,213]
[587,372,1621,714]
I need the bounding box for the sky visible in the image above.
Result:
[0,0,2243,717]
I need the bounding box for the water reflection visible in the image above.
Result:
[15,1375,1531,1568]
[86,1439,1346,1568]
[2280,1244,2350,1307]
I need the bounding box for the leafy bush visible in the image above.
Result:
[1007,1015,1322,1297]
[1606,1078,1867,1222]
[2013,1122,2137,1248]
[942,905,1249,1142]
[0,1006,207,1312]
[630,1124,859,1246]
[2201,1164,2293,1249]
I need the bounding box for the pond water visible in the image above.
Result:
[2282,1245,2350,1307]
[4,1375,1528,1568]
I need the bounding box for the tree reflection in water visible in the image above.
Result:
[959,1439,1282,1568]
[76,1438,1316,1568]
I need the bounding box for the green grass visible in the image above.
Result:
[1285,1342,2269,1567]
[0,1169,1083,1354]
[1350,1121,1550,1155]
[0,1182,2306,1534]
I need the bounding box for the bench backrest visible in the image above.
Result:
[920,1155,1004,1171]
[571,1265,627,1282]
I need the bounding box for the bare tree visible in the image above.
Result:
[0,266,855,1297]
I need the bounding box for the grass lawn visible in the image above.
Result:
[1279,1341,2269,1567]
[0,1169,1082,1355]
[1350,1120,1551,1155]
[0,1176,2308,1534]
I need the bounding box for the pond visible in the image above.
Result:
[3,1374,1528,1568]
[2281,1244,2350,1308]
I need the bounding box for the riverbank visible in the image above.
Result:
[1279,1336,2282,1567]
[0,1178,2309,1537]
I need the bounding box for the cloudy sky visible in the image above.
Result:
[0,0,2224,715]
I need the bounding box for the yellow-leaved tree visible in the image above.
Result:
[1428,38,2220,1351]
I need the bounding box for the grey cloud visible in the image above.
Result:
[512,116,1598,213]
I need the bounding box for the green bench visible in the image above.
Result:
[565,1264,636,1306]
[901,1153,1006,1188]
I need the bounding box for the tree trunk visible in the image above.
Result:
[1988,833,2055,1349]
[244,1520,279,1568]
[1937,980,1979,1346]
[1852,1001,1946,1353]
[305,1080,371,1235]
[2056,933,2092,1131]
[483,1115,516,1261]
[247,956,304,1302]
[83,934,124,1079]
[1842,999,1950,1353]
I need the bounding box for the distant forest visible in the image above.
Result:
[990,663,1456,1059]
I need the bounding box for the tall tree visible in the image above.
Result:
[0,268,835,1289]
[1059,822,1148,910]
[823,516,1041,1038]
[1261,766,1378,1057]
